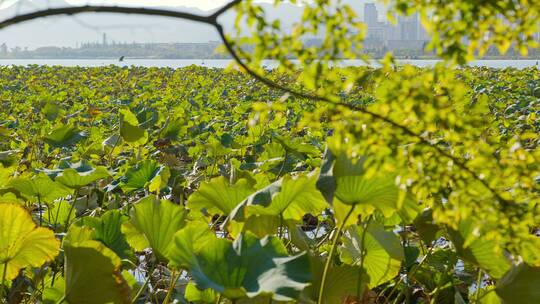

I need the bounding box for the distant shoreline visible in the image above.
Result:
[0,58,538,70]
[0,56,538,61]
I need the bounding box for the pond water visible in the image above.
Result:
[0,59,538,69]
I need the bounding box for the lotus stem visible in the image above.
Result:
[474,269,484,303]
[64,188,80,232]
[37,195,43,226]
[318,204,356,304]
[357,215,373,301]
[275,151,288,181]
[1,262,7,299]
[56,295,66,304]
[163,269,179,304]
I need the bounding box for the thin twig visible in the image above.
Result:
[210,0,242,21]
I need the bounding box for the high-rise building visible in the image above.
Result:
[364,3,386,44]
[361,3,430,51]
[398,14,419,40]
[364,3,379,27]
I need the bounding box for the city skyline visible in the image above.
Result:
[0,1,535,53]
[363,3,429,51]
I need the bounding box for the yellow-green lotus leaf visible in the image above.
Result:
[0,203,60,280]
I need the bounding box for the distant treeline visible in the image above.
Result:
[0,42,230,59]
[0,41,538,60]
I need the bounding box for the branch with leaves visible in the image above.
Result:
[0,0,518,208]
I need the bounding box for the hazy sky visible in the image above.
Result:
[0,0,274,11]
[66,0,270,10]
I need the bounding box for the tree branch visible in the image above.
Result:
[209,0,243,21]
[215,24,513,208]
[0,1,513,208]
[0,5,214,30]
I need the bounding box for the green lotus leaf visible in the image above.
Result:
[447,219,511,279]
[43,125,86,148]
[0,150,18,167]
[63,238,131,304]
[119,160,167,194]
[39,160,96,178]
[185,282,217,304]
[168,224,311,301]
[228,214,281,238]
[42,102,63,121]
[77,210,133,261]
[287,222,316,251]
[316,147,407,217]
[64,225,95,246]
[56,167,110,189]
[341,221,404,288]
[476,286,501,304]
[188,176,256,216]
[120,108,148,145]
[230,172,327,222]
[384,194,422,226]
[43,275,65,304]
[39,160,110,189]
[0,203,60,281]
[160,118,184,141]
[316,147,360,204]
[8,174,72,203]
[45,200,75,229]
[102,134,123,149]
[413,208,440,244]
[335,175,400,211]
[122,196,186,262]
[496,263,540,303]
[0,165,14,189]
[304,255,368,303]
[273,134,319,156]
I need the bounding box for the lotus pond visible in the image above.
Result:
[0,65,539,303]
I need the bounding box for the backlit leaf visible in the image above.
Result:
[0,204,60,281]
